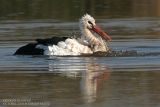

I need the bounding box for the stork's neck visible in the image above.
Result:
[80,27,99,45]
[80,27,108,52]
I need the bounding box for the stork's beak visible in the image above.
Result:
[91,25,112,41]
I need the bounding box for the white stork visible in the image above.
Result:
[15,14,111,56]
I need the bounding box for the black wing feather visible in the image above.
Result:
[14,37,68,55]
[14,43,44,55]
[36,37,68,45]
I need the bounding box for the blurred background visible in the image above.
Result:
[0,0,160,20]
[0,0,160,41]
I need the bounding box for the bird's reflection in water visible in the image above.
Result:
[48,58,110,103]
[80,64,110,103]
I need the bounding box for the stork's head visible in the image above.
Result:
[79,14,111,42]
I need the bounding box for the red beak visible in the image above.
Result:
[91,25,112,41]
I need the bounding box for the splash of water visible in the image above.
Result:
[92,50,138,57]
[87,50,160,57]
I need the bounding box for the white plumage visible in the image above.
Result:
[36,38,92,56]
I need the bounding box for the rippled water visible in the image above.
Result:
[0,0,160,107]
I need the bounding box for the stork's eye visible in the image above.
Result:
[88,21,93,25]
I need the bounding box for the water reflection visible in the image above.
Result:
[0,57,159,107]
[49,57,110,103]
[80,64,110,103]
